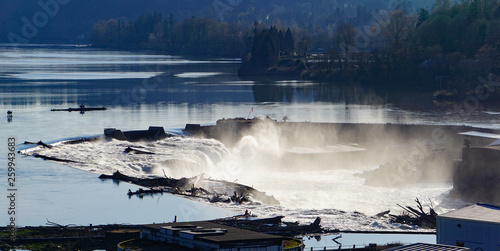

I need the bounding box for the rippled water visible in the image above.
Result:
[1,44,499,234]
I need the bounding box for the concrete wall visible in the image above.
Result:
[453,147,500,203]
[186,120,478,149]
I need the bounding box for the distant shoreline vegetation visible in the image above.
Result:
[91,0,500,94]
[92,12,247,58]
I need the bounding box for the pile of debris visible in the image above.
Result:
[99,171,280,206]
[389,198,437,228]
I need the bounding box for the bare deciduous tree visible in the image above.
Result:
[385,10,416,46]
[334,23,357,55]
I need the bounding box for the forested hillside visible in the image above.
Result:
[2,0,434,43]
[235,0,500,86]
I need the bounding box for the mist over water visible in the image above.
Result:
[22,119,468,231]
[3,45,495,229]
[207,121,468,231]
[207,121,462,215]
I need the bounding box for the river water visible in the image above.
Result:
[2,44,500,246]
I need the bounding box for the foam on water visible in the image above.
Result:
[21,133,468,231]
[22,137,230,178]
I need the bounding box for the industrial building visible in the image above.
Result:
[139,221,303,251]
[437,203,500,250]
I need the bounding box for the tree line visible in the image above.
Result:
[92,0,500,87]
[307,0,500,85]
[90,0,429,57]
[92,12,247,57]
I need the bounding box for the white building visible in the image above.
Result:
[437,203,500,250]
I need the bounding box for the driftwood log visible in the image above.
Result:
[124,147,155,155]
[50,106,106,112]
[32,153,79,163]
[390,198,437,228]
[99,171,280,205]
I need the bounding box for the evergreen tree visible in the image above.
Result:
[285,28,295,55]
[278,30,286,56]
[251,28,279,67]
[417,8,430,27]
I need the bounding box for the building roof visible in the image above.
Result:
[385,243,470,251]
[143,221,285,245]
[438,203,500,224]
[488,139,500,146]
[459,131,500,139]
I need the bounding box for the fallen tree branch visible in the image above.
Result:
[45,219,76,230]
[391,198,437,228]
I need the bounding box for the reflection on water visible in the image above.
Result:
[2,45,500,228]
[9,72,165,80]
[252,82,387,105]
[2,45,500,136]
[174,72,225,78]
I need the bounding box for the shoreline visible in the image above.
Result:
[238,57,500,97]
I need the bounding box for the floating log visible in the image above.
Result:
[32,153,79,163]
[24,137,101,147]
[99,171,192,188]
[37,141,52,148]
[99,171,280,205]
[23,141,52,148]
[127,188,166,196]
[51,105,106,112]
[124,147,155,155]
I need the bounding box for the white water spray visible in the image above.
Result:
[21,122,467,231]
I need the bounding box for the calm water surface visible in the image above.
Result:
[1,44,499,245]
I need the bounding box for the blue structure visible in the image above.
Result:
[437,203,500,250]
